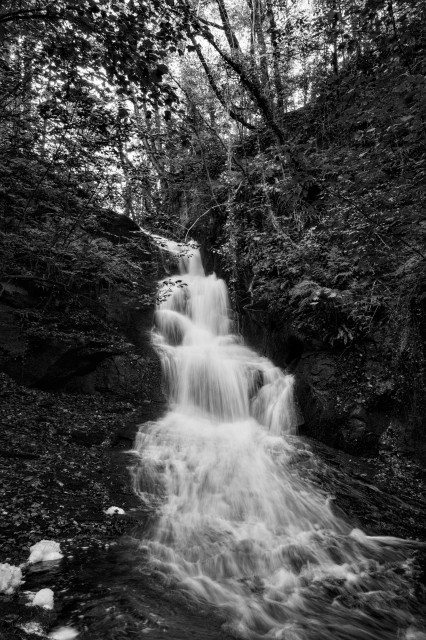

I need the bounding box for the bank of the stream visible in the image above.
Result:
[0,344,167,639]
[0,368,236,640]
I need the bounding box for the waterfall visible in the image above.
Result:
[132,246,422,640]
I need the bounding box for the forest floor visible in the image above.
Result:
[0,371,146,566]
[0,370,167,639]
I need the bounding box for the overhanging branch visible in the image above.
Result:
[190,34,257,131]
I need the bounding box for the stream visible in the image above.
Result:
[128,247,425,640]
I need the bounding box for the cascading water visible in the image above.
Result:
[133,246,424,640]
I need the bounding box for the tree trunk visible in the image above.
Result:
[216,0,241,52]
[331,0,339,75]
[253,0,270,92]
[265,0,285,115]
[118,140,135,219]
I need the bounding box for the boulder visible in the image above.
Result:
[237,306,405,457]
[337,418,379,456]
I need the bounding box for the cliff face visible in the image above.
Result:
[240,306,426,466]
[0,213,163,402]
[0,287,161,399]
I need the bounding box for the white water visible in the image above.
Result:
[133,247,421,640]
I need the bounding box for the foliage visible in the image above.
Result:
[0,0,181,99]
[0,0,187,310]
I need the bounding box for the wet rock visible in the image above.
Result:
[112,424,137,446]
[239,310,304,371]
[0,313,117,389]
[0,216,162,400]
[37,345,126,390]
[349,405,368,422]
[0,295,160,401]
[293,352,344,446]
[282,544,317,573]
[0,281,37,309]
[237,309,413,459]
[309,356,336,383]
[338,419,379,456]
[63,352,161,400]
[0,304,27,366]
